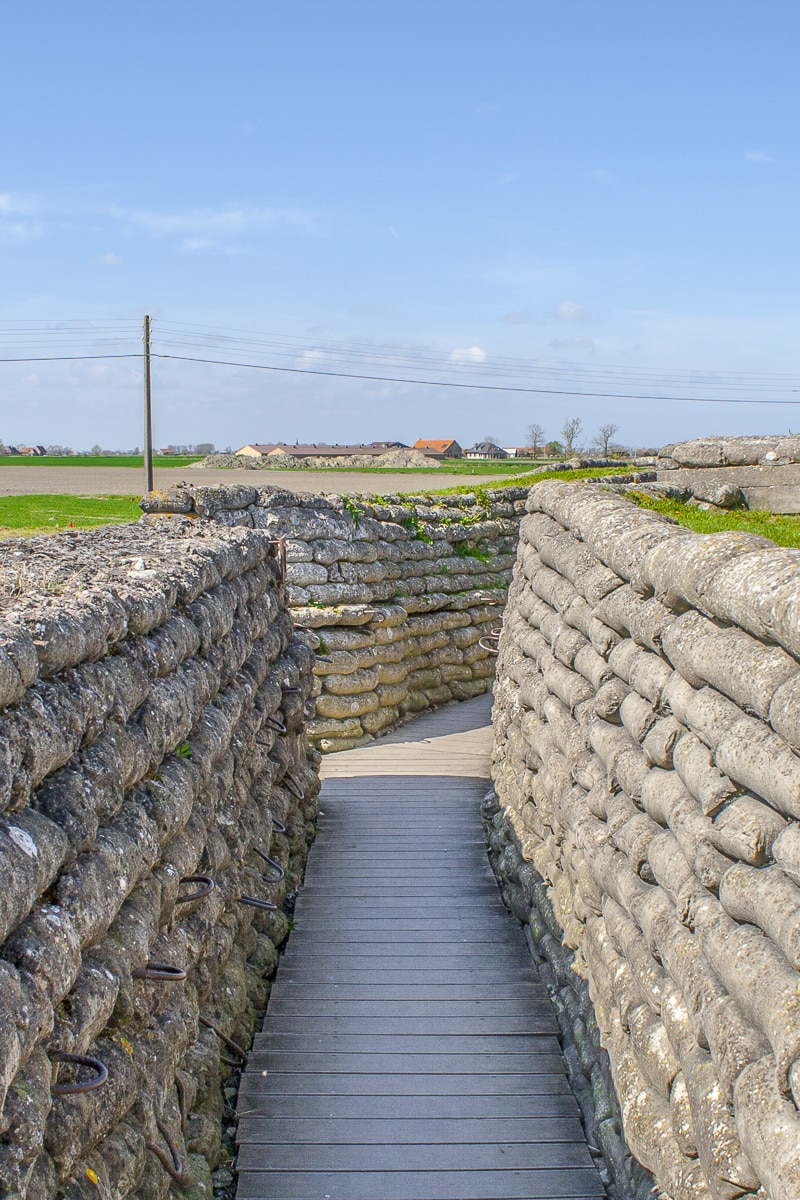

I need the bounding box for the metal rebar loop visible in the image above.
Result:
[266,715,287,733]
[283,773,304,800]
[132,962,188,982]
[146,1120,185,1183]
[253,847,285,881]
[199,1016,249,1068]
[478,637,500,654]
[270,817,287,833]
[175,875,215,905]
[269,537,287,582]
[361,608,386,623]
[50,1052,109,1096]
[238,895,279,910]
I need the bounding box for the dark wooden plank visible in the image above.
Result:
[251,1034,561,1054]
[264,1016,556,1036]
[235,1094,581,1120]
[238,1143,593,1171]
[237,1116,585,1144]
[265,999,551,1019]
[267,984,543,1000]
[245,1052,568,1074]
[237,1072,574,1097]
[236,1168,605,1199]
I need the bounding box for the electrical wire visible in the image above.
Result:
[150,351,800,404]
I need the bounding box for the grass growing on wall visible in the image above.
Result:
[430,465,635,496]
[626,491,800,548]
[0,494,142,536]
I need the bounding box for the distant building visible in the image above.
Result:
[236,441,408,458]
[17,445,46,456]
[464,442,508,460]
[502,447,535,458]
[413,439,462,459]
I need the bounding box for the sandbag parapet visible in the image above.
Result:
[0,518,320,1199]
[492,479,800,1200]
[142,484,527,750]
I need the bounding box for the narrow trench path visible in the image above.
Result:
[236,696,604,1200]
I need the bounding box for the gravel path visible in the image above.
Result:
[0,466,516,498]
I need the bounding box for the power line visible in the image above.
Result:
[0,354,141,363]
[151,351,800,404]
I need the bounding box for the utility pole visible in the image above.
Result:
[143,314,153,491]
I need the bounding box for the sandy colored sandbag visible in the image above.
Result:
[673,734,737,816]
[662,610,797,718]
[719,863,800,970]
[709,795,786,865]
[715,715,800,820]
[733,1055,800,1200]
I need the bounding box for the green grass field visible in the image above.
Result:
[0,455,202,468]
[0,494,142,536]
[626,491,800,547]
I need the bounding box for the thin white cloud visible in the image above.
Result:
[450,346,487,364]
[501,311,541,326]
[498,172,520,185]
[746,150,774,163]
[389,226,400,240]
[96,252,121,267]
[556,300,591,322]
[107,203,317,238]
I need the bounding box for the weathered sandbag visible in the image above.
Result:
[715,715,800,820]
[719,863,800,970]
[733,1055,800,1200]
[662,610,797,718]
[709,795,786,865]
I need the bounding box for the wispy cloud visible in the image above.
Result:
[556,300,593,323]
[389,226,400,240]
[498,172,520,186]
[450,346,487,364]
[0,192,43,241]
[96,251,121,267]
[107,203,318,239]
[746,150,774,163]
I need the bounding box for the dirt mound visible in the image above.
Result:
[192,448,442,470]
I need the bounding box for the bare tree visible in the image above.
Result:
[483,433,499,445]
[560,417,583,458]
[526,423,545,455]
[592,422,620,457]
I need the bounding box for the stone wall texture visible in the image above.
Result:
[142,484,527,750]
[0,520,320,1199]
[655,435,800,512]
[491,479,800,1200]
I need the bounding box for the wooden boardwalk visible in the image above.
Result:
[236,696,604,1200]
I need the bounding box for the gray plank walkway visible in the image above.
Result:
[236,696,604,1200]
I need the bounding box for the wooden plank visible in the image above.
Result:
[234,699,602,1200]
[236,1168,605,1198]
[235,1094,580,1120]
[251,1034,561,1055]
[237,1143,593,1172]
[237,1116,586,1145]
[237,1072,574,1098]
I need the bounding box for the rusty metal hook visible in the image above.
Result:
[269,537,287,583]
[199,1016,249,1068]
[238,895,278,910]
[50,1052,108,1096]
[175,875,215,905]
[146,1120,185,1183]
[253,847,285,881]
[283,773,304,800]
[132,962,187,982]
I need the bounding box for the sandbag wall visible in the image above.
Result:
[0,519,320,1199]
[490,479,800,1200]
[142,484,526,750]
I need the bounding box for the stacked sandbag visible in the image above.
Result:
[142,485,527,750]
[0,520,320,1199]
[490,479,800,1200]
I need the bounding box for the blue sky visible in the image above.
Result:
[2,0,799,452]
